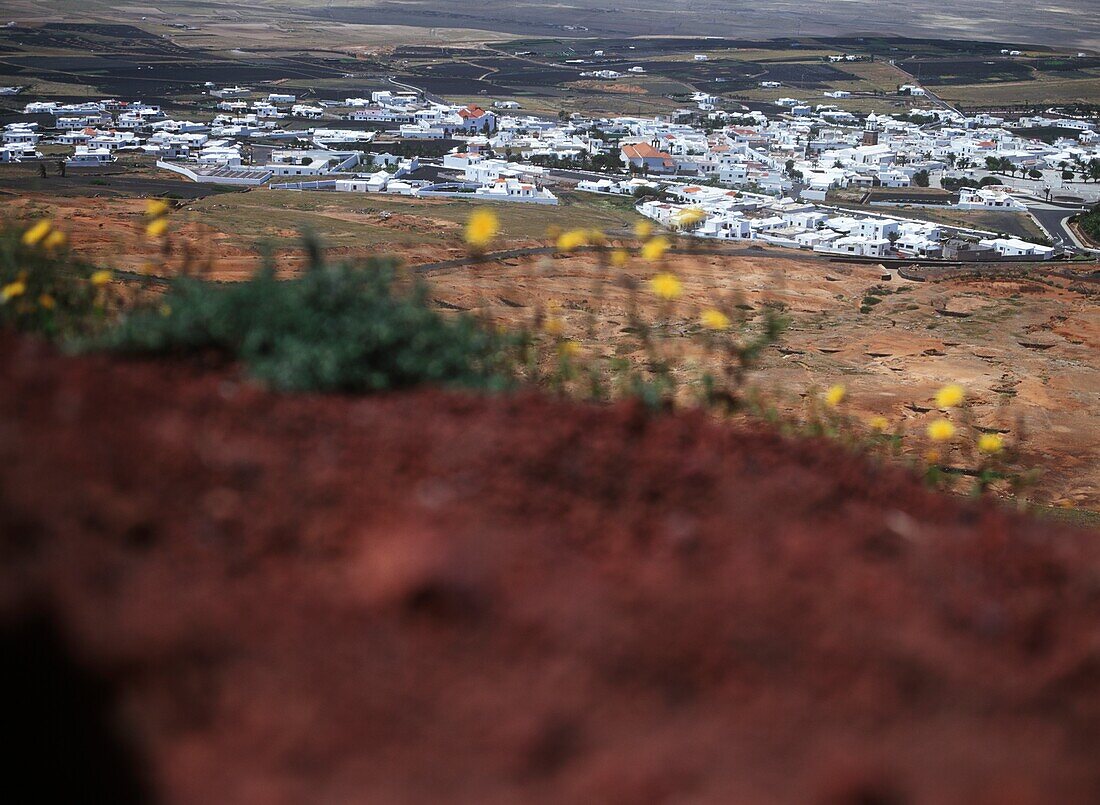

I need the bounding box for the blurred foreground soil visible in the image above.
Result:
[2,336,1100,803]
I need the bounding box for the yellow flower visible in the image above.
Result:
[674,207,707,227]
[465,208,499,248]
[869,415,890,432]
[977,433,1004,455]
[43,230,67,250]
[934,384,965,409]
[649,272,682,300]
[38,293,56,310]
[146,217,169,238]
[634,219,653,239]
[641,236,670,262]
[700,308,731,330]
[610,249,629,268]
[825,384,846,407]
[158,303,172,317]
[90,270,113,287]
[556,229,588,251]
[927,418,956,442]
[924,449,941,464]
[145,199,170,218]
[587,228,606,246]
[1,280,27,302]
[21,220,52,246]
[543,316,565,336]
[558,339,580,358]
[545,224,562,240]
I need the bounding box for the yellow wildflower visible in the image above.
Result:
[556,229,588,251]
[587,228,606,246]
[146,217,169,238]
[38,293,56,310]
[634,219,653,239]
[869,415,890,433]
[934,384,965,409]
[558,339,580,358]
[977,433,1004,455]
[700,308,731,331]
[1,280,27,302]
[610,249,629,268]
[90,270,113,287]
[641,236,670,262]
[158,303,172,317]
[21,220,52,246]
[674,207,707,227]
[465,208,499,248]
[825,384,846,407]
[145,199,170,218]
[43,230,67,250]
[649,272,682,300]
[927,418,956,442]
[924,449,941,464]
[543,316,565,336]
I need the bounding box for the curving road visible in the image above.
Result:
[1026,202,1096,253]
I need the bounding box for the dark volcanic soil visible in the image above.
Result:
[2,335,1099,804]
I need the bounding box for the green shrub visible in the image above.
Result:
[100,255,517,394]
[1077,203,1100,244]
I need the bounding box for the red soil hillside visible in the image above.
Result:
[2,335,1100,804]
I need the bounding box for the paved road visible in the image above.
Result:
[1026,202,1095,252]
[386,76,446,106]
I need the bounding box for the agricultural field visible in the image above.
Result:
[934,77,1100,109]
[1,17,1095,119]
[899,56,1100,86]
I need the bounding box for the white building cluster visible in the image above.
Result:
[7,78,1098,250]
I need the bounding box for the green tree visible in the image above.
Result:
[1088,158,1100,183]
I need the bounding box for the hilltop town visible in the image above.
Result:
[6,62,1099,261]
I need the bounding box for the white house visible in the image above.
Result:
[66,147,115,166]
[265,149,359,176]
[956,187,1027,211]
[474,177,557,204]
[978,237,1054,259]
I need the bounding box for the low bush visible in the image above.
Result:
[100,253,517,394]
[1077,203,1100,244]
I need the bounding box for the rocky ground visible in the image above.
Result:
[2,334,1100,804]
[426,250,1100,511]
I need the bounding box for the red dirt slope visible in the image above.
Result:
[1,335,1099,804]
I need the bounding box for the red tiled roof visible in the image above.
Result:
[621,142,672,160]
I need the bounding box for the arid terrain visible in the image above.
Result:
[426,250,1100,512]
[5,181,1099,513]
